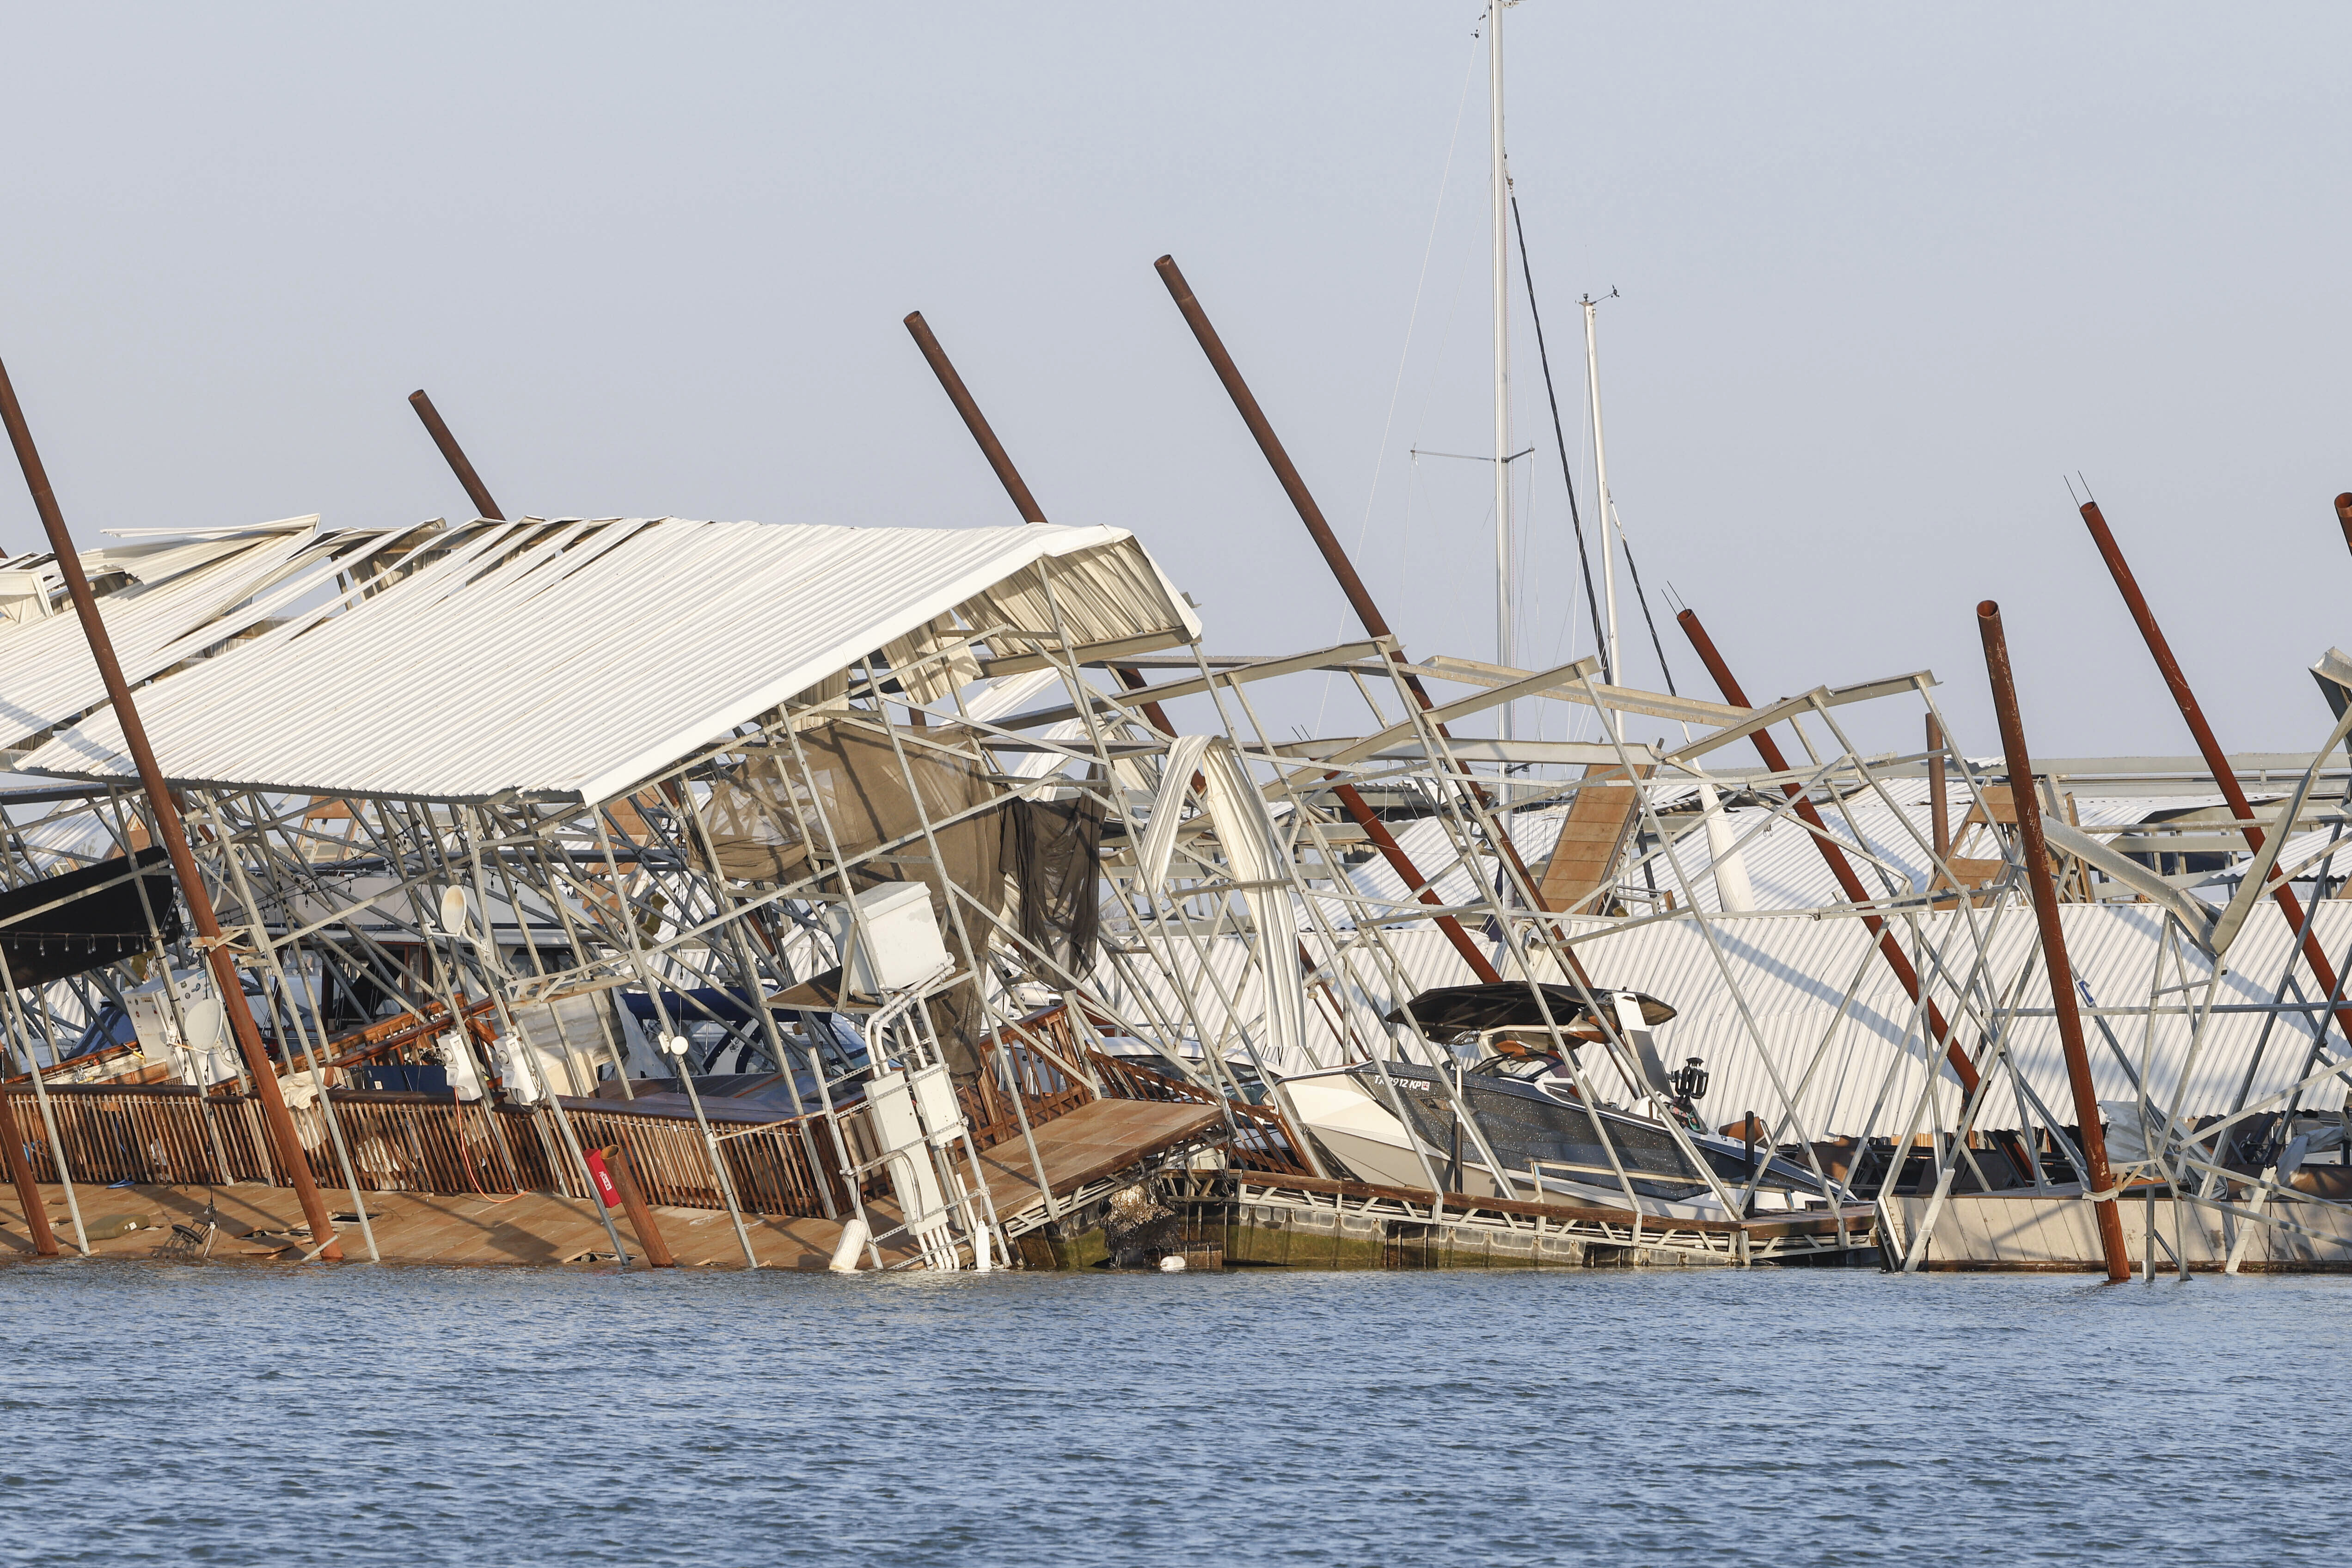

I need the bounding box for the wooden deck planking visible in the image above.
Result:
[961,1098,1223,1225]
[0,1098,1220,1269]
[0,1183,909,1271]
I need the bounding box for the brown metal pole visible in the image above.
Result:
[0,1093,56,1256]
[899,314,1176,739]
[1927,714,1950,895]
[1153,253,1558,913]
[1677,608,1987,1096]
[602,1145,676,1268]
[407,390,506,521]
[1332,784,1504,985]
[1112,668,1182,740]
[2335,492,2352,559]
[0,355,341,1259]
[2079,501,2346,1037]
[1154,255,1437,710]
[902,312,1047,526]
[1977,600,2132,1281]
[1679,609,2045,1186]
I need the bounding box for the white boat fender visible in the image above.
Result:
[827,1216,870,1273]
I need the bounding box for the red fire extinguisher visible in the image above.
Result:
[584,1147,623,1210]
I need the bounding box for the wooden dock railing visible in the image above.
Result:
[5,1004,1311,1210]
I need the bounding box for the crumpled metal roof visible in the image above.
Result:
[20,516,1196,805]
[1344,777,2344,917]
[0,525,327,750]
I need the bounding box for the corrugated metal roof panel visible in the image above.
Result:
[0,528,322,749]
[21,518,1195,804]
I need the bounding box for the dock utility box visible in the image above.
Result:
[126,970,238,1088]
[822,882,950,996]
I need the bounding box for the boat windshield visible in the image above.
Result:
[1473,1053,1563,1082]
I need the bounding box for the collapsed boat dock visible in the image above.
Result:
[0,271,2350,1281]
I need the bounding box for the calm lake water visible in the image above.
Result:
[4,1260,2343,1565]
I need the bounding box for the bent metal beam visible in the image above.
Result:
[0,354,341,1259]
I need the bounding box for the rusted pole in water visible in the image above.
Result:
[2079,501,2346,1039]
[902,312,1047,526]
[898,313,1179,737]
[1977,601,2131,1281]
[0,355,340,1258]
[407,390,506,521]
[1153,255,1437,711]
[1333,784,1503,986]
[602,1145,676,1268]
[1927,714,1950,869]
[0,1093,56,1256]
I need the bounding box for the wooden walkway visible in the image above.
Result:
[960,1096,1224,1237]
[0,1183,897,1269]
[0,1096,1224,1270]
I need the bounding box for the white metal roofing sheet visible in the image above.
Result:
[0,528,320,750]
[20,518,1196,804]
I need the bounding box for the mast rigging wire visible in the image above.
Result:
[1616,507,1680,698]
[1510,195,1681,698]
[1508,192,1606,685]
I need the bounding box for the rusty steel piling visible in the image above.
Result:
[900,311,1180,737]
[1677,613,1988,1096]
[1976,600,2131,1282]
[1152,252,1562,919]
[603,1144,676,1268]
[902,312,1048,527]
[0,1094,56,1256]
[2079,500,2349,1042]
[0,354,341,1259]
[407,390,506,521]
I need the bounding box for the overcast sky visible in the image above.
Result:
[1,4,2346,761]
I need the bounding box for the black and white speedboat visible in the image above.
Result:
[1280,983,1831,1219]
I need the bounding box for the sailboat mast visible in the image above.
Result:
[1582,294,1619,704]
[1488,0,1513,738]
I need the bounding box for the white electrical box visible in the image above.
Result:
[822,882,950,996]
[125,970,237,1088]
[490,1033,545,1105]
[435,1029,486,1102]
[865,1067,949,1241]
[908,1060,967,1149]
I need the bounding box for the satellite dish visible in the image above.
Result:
[438,886,472,940]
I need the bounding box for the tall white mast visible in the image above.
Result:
[1489,0,1513,738]
[1582,294,1618,708]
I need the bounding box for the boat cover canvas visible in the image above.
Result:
[1385,982,1677,1043]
